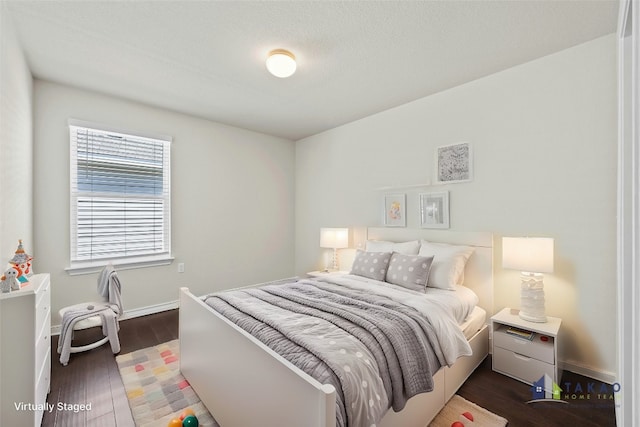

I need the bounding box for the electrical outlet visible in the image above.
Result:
[178,263,185,273]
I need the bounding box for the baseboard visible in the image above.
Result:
[561,359,617,385]
[50,299,179,336]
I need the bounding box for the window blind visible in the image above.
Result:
[69,122,171,266]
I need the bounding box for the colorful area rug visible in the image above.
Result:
[429,394,508,427]
[116,339,218,427]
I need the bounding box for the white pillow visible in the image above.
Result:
[365,240,420,255]
[418,240,474,290]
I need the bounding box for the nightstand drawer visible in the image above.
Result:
[494,326,554,364]
[493,346,555,385]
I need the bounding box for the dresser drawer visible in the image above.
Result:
[36,349,51,405]
[493,346,555,385]
[35,311,51,374]
[493,326,554,364]
[35,350,51,426]
[35,279,51,330]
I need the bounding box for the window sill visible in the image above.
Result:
[65,255,174,276]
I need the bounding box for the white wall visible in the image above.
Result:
[295,35,617,380]
[33,80,296,324]
[0,4,33,266]
[0,6,33,420]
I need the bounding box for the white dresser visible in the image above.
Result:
[0,273,51,426]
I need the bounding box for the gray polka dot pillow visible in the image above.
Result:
[349,250,392,281]
[385,252,434,292]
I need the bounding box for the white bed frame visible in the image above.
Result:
[179,228,493,427]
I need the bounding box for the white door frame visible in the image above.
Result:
[616,1,639,426]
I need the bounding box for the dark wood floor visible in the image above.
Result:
[43,309,179,427]
[43,309,616,426]
[457,358,617,427]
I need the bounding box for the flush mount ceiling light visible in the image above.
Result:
[266,49,297,78]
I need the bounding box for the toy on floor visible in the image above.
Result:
[168,408,198,427]
[451,411,474,427]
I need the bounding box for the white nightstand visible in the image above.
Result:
[307,270,348,278]
[491,307,562,386]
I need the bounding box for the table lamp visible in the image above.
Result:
[502,237,554,323]
[320,228,349,271]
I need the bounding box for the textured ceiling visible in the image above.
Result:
[5,1,618,140]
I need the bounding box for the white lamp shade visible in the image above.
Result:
[266,49,297,78]
[320,228,349,249]
[502,237,554,273]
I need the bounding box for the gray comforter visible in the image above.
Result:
[204,278,471,427]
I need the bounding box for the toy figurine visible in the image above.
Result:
[0,275,10,293]
[2,267,21,291]
[9,239,33,283]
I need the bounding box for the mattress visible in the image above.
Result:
[460,306,487,340]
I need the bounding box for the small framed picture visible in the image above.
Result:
[383,193,406,227]
[419,191,449,229]
[436,142,472,184]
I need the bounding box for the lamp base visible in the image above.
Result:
[519,311,547,323]
[519,272,547,323]
[324,248,339,272]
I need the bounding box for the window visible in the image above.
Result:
[69,120,171,272]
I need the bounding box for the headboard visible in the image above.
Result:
[366,227,494,315]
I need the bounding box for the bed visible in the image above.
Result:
[179,228,493,427]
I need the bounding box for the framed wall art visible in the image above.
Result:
[419,191,450,229]
[436,142,472,184]
[383,193,406,227]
